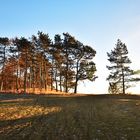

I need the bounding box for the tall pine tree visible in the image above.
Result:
[107,39,133,94]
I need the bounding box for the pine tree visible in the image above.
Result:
[62,33,76,93]
[107,39,133,94]
[53,34,64,92]
[0,37,10,91]
[73,43,97,93]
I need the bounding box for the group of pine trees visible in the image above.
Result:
[0,32,97,94]
[0,31,139,94]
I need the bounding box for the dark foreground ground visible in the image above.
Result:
[0,93,140,140]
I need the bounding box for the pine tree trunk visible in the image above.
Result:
[32,71,35,93]
[74,79,78,94]
[32,67,36,93]
[51,71,53,91]
[59,72,62,92]
[122,68,125,94]
[55,69,58,92]
[29,66,32,92]
[74,61,79,94]
[65,59,68,93]
[32,56,35,93]
[16,66,19,92]
[51,60,54,91]
[16,53,19,92]
[0,46,6,92]
[39,62,42,92]
[19,67,22,91]
[65,46,68,93]
[44,64,47,91]
[24,69,27,93]
[24,53,28,93]
[0,82,3,92]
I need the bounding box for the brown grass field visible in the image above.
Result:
[0,93,140,140]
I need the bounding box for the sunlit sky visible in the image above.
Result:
[0,0,140,94]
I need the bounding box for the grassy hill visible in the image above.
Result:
[0,93,140,140]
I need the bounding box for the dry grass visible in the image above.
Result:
[0,93,140,140]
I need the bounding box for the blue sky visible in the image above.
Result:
[0,0,140,94]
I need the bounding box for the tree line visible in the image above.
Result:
[0,32,97,94]
[0,32,139,94]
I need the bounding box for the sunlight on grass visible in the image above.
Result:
[0,98,61,121]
